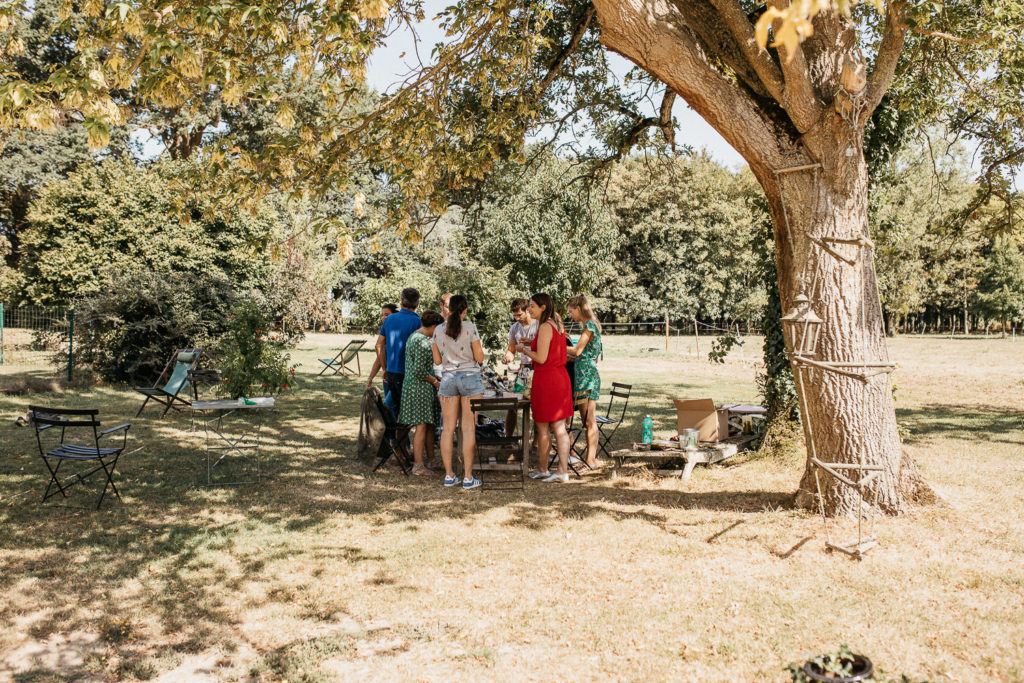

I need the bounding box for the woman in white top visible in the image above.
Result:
[432,295,485,490]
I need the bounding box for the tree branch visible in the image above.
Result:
[766,0,822,133]
[536,3,596,95]
[864,1,906,118]
[705,0,785,103]
[592,0,795,172]
[668,0,773,101]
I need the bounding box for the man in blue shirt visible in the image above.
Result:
[375,287,422,420]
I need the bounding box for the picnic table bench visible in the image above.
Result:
[609,435,754,480]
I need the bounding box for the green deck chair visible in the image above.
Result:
[134,348,203,418]
[317,339,366,376]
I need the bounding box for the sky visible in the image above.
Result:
[362,9,749,171]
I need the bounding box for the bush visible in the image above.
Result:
[216,299,298,399]
[70,269,237,384]
[353,268,440,331]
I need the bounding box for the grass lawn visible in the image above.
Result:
[1,333,1022,682]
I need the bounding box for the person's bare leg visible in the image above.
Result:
[534,421,551,474]
[440,396,460,479]
[585,399,599,467]
[412,424,427,467]
[461,395,480,480]
[552,420,570,475]
[505,408,517,437]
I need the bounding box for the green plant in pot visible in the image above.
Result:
[217,300,296,400]
[788,645,874,682]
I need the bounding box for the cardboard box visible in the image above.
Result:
[673,398,730,442]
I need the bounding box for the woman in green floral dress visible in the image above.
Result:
[566,295,603,468]
[400,310,444,475]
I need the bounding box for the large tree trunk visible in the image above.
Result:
[591,0,935,516]
[751,139,933,515]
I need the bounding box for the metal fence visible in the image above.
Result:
[0,304,74,380]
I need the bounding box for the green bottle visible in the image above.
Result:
[641,415,653,444]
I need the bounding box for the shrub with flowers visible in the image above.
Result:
[217,300,298,399]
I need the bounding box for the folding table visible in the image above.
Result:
[191,398,275,485]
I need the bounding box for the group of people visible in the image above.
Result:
[365,287,603,490]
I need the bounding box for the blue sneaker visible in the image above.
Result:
[462,476,482,490]
[443,475,460,487]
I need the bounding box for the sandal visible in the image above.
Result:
[411,464,434,476]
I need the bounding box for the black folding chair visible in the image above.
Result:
[134,348,203,418]
[595,383,632,459]
[30,405,130,510]
[369,390,411,474]
[318,339,366,376]
[560,390,593,477]
[469,397,525,490]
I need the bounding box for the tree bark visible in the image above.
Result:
[591,0,934,515]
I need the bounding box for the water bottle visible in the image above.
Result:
[641,415,653,444]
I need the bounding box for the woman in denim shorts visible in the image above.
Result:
[432,295,486,490]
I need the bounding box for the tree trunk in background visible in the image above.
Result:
[592,0,934,515]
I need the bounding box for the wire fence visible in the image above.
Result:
[0,304,75,379]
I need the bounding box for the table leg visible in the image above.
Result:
[520,403,531,481]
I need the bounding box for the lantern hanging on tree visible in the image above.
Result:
[781,293,822,357]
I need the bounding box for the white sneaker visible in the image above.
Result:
[542,472,570,483]
[528,470,551,480]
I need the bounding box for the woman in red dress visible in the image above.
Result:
[519,292,573,483]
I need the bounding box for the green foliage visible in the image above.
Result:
[18,159,275,305]
[603,155,768,325]
[437,252,517,356]
[217,300,296,399]
[465,152,618,302]
[71,269,237,384]
[757,214,798,424]
[352,268,440,332]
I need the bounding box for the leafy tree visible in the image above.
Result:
[976,236,1024,334]
[71,268,237,383]
[465,152,618,303]
[603,155,766,326]
[18,160,275,305]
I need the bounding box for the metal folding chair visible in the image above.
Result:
[595,382,632,459]
[469,397,525,490]
[370,390,411,474]
[560,390,593,477]
[134,348,203,418]
[318,339,366,376]
[30,406,131,510]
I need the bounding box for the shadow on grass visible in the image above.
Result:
[0,369,784,657]
[898,403,1022,444]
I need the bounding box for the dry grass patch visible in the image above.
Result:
[0,334,1022,681]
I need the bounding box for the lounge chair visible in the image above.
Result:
[134,348,203,418]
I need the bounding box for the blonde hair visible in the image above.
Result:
[566,295,601,332]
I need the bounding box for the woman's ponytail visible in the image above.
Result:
[446,295,468,340]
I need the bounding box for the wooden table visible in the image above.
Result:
[191,397,275,485]
[609,437,748,480]
[455,393,532,485]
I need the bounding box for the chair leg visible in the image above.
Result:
[135,396,151,418]
[95,455,122,509]
[41,457,69,502]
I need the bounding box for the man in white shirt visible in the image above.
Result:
[502,298,538,436]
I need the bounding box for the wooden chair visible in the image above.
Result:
[318,339,366,376]
[134,348,203,418]
[468,397,525,490]
[30,405,131,510]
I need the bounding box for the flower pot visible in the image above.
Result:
[802,654,874,682]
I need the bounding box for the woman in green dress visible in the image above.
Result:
[400,310,444,475]
[566,295,603,468]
